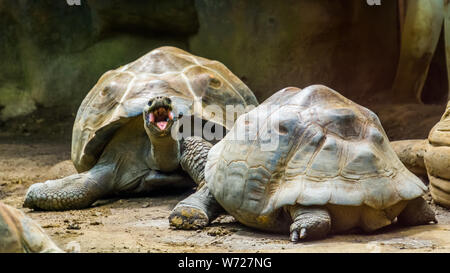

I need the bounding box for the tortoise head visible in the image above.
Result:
[143,96,182,137]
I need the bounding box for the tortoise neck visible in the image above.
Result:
[148,133,180,172]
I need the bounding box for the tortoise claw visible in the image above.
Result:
[290,230,299,242]
[299,228,307,239]
[290,227,307,243]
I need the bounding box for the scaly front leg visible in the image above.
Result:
[23,164,113,211]
[169,137,224,230]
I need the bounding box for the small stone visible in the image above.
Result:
[67,223,81,230]
[207,227,232,237]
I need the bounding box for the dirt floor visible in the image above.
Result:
[0,104,450,253]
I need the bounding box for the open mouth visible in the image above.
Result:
[148,106,174,131]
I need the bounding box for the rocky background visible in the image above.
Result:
[0,0,448,123]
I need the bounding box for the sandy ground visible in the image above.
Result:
[0,104,449,253]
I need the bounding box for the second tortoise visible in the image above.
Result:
[170,85,437,241]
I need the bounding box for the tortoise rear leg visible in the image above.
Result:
[397,197,437,226]
[288,205,331,242]
[23,163,114,211]
[169,137,224,230]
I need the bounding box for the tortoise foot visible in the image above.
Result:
[398,197,438,225]
[289,206,331,242]
[169,185,224,230]
[169,205,209,230]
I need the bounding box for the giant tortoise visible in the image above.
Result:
[170,85,437,241]
[24,46,258,211]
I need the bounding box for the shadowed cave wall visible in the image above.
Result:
[0,0,448,140]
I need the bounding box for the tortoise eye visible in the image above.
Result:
[148,100,153,106]
[165,97,172,104]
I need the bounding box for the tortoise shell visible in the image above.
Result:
[71,46,258,172]
[205,85,426,226]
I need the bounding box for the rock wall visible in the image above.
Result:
[0,0,196,119]
[190,0,400,103]
[0,0,447,121]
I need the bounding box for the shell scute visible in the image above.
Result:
[341,142,385,177]
[285,126,324,177]
[239,166,271,212]
[307,136,342,178]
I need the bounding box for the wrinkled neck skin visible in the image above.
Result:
[146,129,181,173]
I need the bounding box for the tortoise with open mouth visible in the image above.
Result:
[23,46,258,211]
[146,97,176,133]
